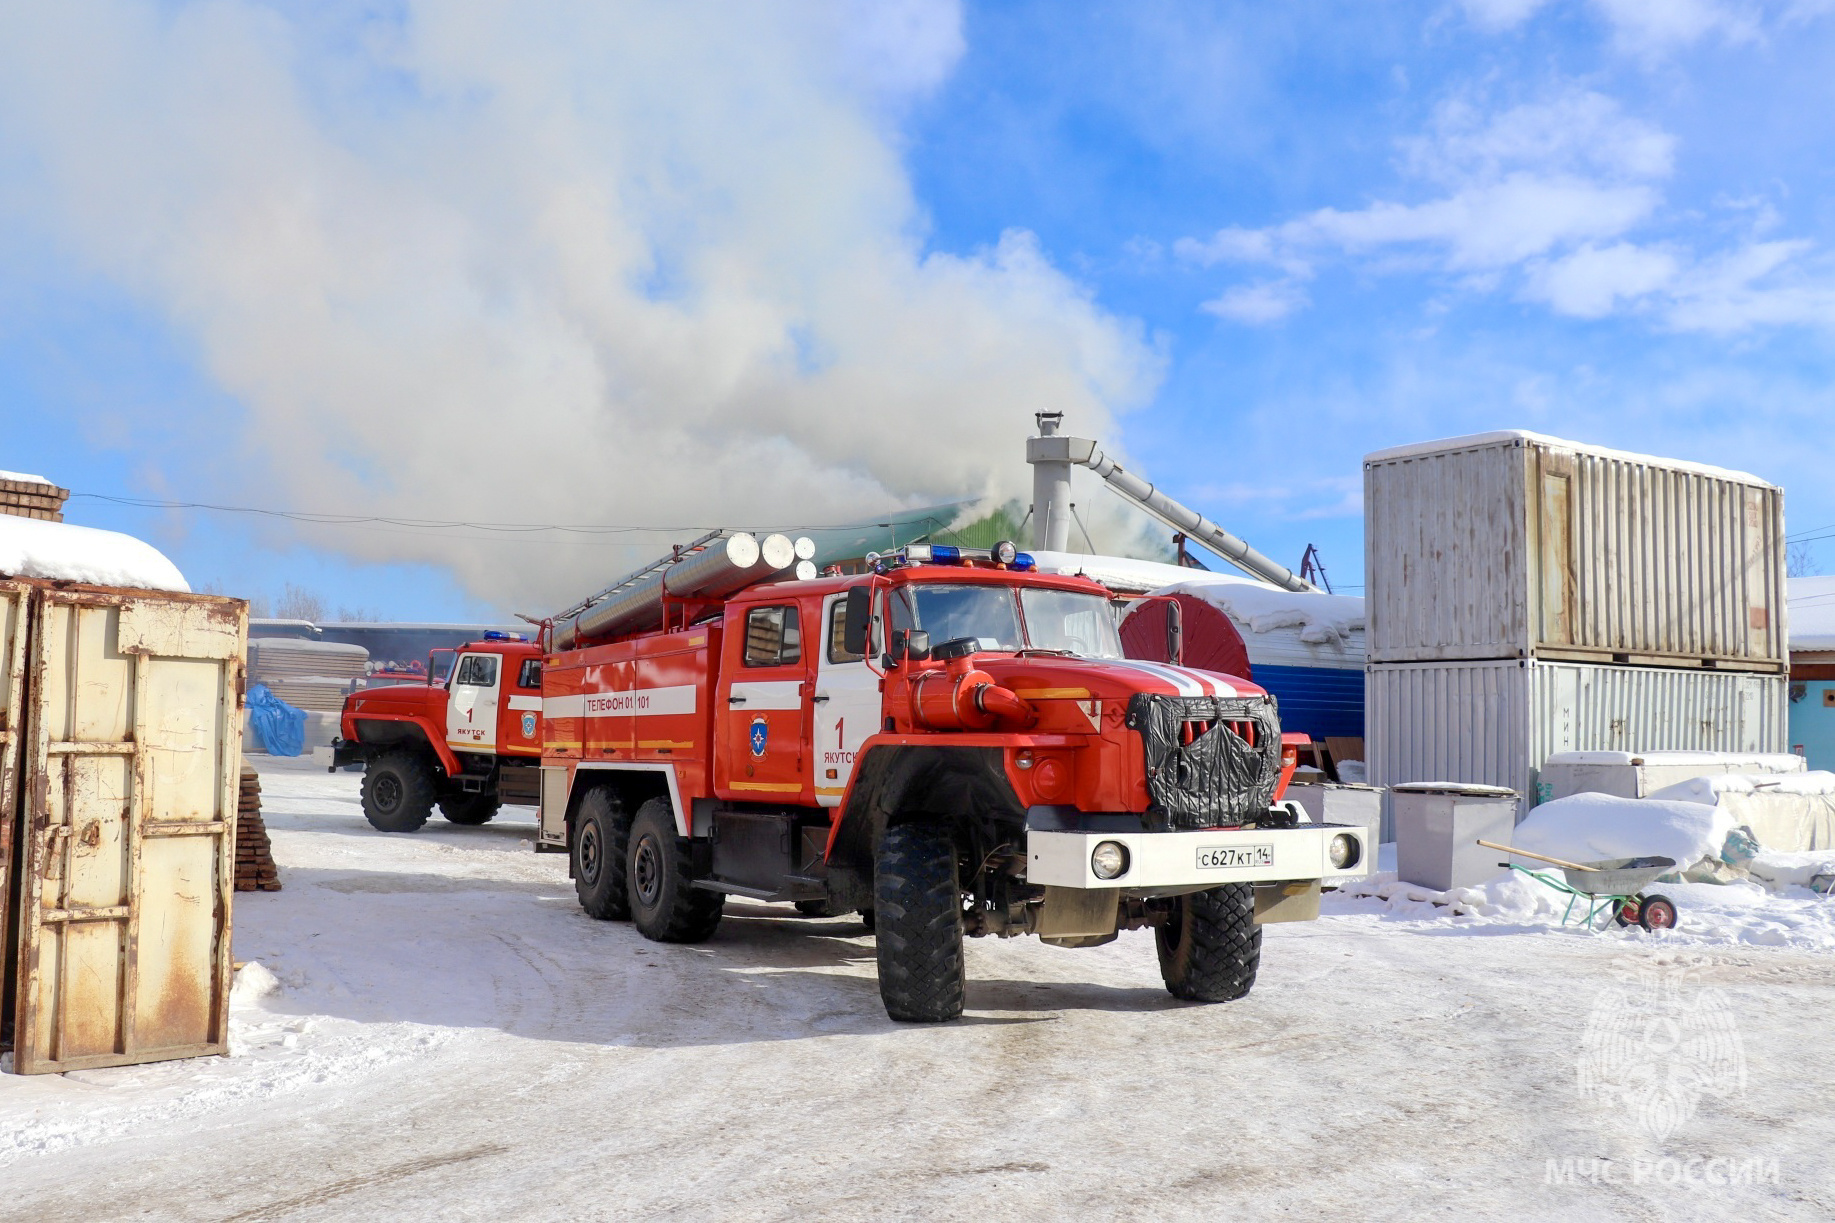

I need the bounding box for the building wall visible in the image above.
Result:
[1788,680,1835,770]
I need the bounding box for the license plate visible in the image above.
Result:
[1197,844,1274,870]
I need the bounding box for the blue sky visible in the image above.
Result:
[2,0,1833,614]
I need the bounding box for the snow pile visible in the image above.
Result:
[230,961,284,1005]
[0,469,52,485]
[0,516,188,592]
[1649,771,1835,804]
[1748,851,1835,890]
[1510,792,1734,869]
[1150,577,1366,646]
[1789,575,1835,651]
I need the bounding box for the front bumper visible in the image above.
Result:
[1026,823,1369,890]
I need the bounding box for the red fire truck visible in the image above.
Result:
[333,632,546,831]
[537,538,1368,1022]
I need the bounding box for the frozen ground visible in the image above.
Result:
[3,759,1833,1221]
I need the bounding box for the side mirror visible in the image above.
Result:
[889,628,930,664]
[843,586,872,657]
[1165,597,1183,666]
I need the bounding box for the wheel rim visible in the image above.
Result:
[374,773,402,813]
[1644,902,1676,930]
[578,821,600,883]
[633,834,663,907]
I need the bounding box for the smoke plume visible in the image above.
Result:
[0,1,1163,607]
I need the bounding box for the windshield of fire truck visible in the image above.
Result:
[885,583,1123,659]
[1019,588,1125,659]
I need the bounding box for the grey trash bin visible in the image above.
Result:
[1392,782,1519,892]
[1285,782,1385,874]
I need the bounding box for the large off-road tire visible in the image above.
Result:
[438,793,500,826]
[627,799,722,942]
[361,752,436,833]
[1156,883,1261,1003]
[573,787,633,921]
[874,824,965,1023]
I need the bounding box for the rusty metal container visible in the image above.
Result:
[2,581,246,1074]
[1365,432,1786,671]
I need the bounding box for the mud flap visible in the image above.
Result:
[1036,885,1121,946]
[1254,880,1321,925]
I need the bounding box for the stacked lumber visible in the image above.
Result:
[248,639,369,713]
[0,475,69,522]
[235,765,281,892]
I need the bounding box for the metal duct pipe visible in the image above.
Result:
[555,533,787,650]
[1026,418,1314,593]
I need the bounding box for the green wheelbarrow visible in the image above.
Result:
[1475,840,1679,932]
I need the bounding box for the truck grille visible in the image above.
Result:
[1125,694,1282,831]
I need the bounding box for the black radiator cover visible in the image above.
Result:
[1126,694,1283,831]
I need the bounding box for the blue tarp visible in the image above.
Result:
[247,683,308,757]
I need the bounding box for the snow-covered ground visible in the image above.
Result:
[4,758,1834,1220]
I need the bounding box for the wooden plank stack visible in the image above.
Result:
[0,475,69,522]
[236,765,281,892]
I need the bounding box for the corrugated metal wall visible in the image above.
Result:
[1367,436,1785,669]
[1368,660,1788,812]
[1366,440,1527,663]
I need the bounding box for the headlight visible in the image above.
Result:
[1091,840,1129,880]
[1329,833,1360,870]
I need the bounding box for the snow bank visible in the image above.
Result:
[1150,577,1366,646]
[1789,575,1835,651]
[1649,771,1835,804]
[1330,868,1835,949]
[0,516,188,592]
[1510,792,1734,868]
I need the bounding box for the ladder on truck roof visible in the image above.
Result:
[550,529,728,625]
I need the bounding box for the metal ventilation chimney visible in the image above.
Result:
[1025,414,1315,593]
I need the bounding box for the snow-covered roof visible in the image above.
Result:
[1545,750,1807,771]
[0,469,52,485]
[1789,575,1835,652]
[0,515,188,592]
[1027,550,1259,594]
[1150,576,1366,648]
[1363,430,1771,487]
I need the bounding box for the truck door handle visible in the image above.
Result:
[727,696,747,705]
[812,693,830,703]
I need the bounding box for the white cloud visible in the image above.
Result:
[1181,90,1672,320]
[1457,0,1555,31]
[0,0,1162,608]
[1591,0,1762,53]
[1200,279,1309,324]
[1525,241,1680,316]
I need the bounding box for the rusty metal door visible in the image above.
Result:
[9,587,245,1074]
[0,580,31,1054]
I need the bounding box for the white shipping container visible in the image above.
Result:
[1367,658,1787,812]
[1365,431,1785,670]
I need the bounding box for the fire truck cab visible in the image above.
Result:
[539,544,1369,1022]
[333,632,545,831]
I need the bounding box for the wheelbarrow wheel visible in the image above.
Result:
[1614,898,1641,927]
[1638,894,1678,931]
